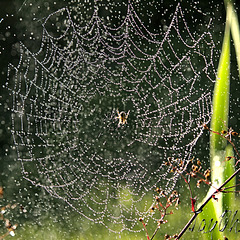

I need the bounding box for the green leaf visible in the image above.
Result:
[196,200,221,240]
[197,2,232,239]
[208,0,231,218]
[210,2,231,153]
[229,2,240,79]
[223,144,235,210]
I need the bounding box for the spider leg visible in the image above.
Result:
[115,109,120,120]
[118,119,122,127]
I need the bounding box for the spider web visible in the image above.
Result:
[5,1,216,233]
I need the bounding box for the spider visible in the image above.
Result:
[116,109,130,127]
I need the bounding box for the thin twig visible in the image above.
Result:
[150,225,160,240]
[176,167,240,239]
[206,125,240,159]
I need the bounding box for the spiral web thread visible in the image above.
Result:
[5,2,216,232]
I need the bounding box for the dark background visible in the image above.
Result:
[0,0,240,238]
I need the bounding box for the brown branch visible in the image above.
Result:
[176,167,240,239]
[206,125,240,159]
[150,225,160,240]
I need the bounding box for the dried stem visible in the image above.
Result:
[150,225,160,240]
[176,167,240,239]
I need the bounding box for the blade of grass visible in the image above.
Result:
[209,0,231,216]
[221,0,239,229]
[223,144,235,210]
[227,0,240,79]
[222,144,236,240]
[197,2,232,239]
[222,0,240,220]
[222,0,239,219]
